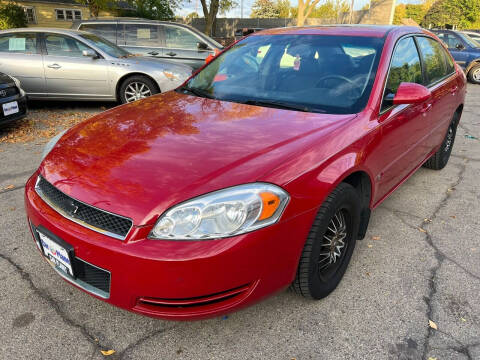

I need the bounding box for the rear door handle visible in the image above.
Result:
[166,52,177,57]
[148,51,159,56]
[47,63,61,69]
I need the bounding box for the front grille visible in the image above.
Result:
[76,258,111,294]
[35,175,133,240]
[0,86,18,98]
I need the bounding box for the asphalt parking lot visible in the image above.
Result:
[0,86,479,360]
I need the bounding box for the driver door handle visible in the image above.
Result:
[421,103,433,115]
[166,52,177,57]
[47,63,61,69]
[148,51,159,56]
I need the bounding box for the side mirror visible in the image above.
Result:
[393,82,431,105]
[197,42,209,51]
[82,49,97,58]
[456,43,465,50]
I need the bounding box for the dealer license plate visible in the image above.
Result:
[2,101,19,116]
[38,231,74,277]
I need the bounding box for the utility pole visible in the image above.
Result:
[241,0,243,18]
[349,0,354,23]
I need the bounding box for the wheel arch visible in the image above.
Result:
[116,72,161,102]
[465,58,480,73]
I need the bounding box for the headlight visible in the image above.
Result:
[149,183,289,240]
[10,76,21,89]
[41,130,67,162]
[163,70,181,81]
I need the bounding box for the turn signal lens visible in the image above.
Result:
[259,192,280,220]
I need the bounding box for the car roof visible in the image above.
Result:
[0,27,89,36]
[252,25,422,38]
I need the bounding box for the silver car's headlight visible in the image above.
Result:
[163,70,187,82]
[149,183,289,240]
[41,130,67,162]
[10,76,21,89]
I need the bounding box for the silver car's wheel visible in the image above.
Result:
[119,76,159,104]
[124,82,152,103]
[467,64,480,84]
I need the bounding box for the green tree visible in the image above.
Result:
[77,0,111,17]
[423,0,480,28]
[276,0,291,17]
[0,2,27,30]
[251,0,280,17]
[129,0,177,20]
[291,0,349,21]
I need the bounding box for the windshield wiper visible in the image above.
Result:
[242,100,325,113]
[178,86,215,99]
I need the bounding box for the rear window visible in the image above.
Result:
[79,23,117,43]
[184,34,384,114]
[416,36,450,85]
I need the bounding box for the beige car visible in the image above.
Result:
[0,28,192,103]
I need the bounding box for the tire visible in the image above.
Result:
[423,113,458,170]
[292,183,361,299]
[467,64,480,84]
[119,75,159,104]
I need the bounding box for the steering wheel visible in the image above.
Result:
[242,54,259,72]
[316,75,355,88]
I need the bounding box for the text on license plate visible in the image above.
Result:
[2,101,19,116]
[38,232,74,277]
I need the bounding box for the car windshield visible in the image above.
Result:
[79,33,130,58]
[182,34,384,114]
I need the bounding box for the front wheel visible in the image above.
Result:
[292,183,361,299]
[119,76,159,104]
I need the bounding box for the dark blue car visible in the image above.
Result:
[432,29,480,84]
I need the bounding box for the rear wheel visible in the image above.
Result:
[292,183,361,299]
[119,75,159,104]
[467,64,480,84]
[423,114,458,170]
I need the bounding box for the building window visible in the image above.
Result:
[23,7,36,24]
[55,9,82,21]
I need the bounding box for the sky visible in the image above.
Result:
[177,0,422,19]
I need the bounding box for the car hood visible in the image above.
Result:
[0,72,13,85]
[121,56,193,73]
[40,92,356,226]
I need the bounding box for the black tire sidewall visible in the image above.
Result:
[307,185,361,299]
[468,65,480,85]
[119,76,159,104]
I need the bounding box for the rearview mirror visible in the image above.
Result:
[82,49,97,58]
[393,82,431,105]
[197,42,209,50]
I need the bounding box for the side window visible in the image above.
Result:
[45,34,90,57]
[416,37,448,86]
[79,24,116,43]
[442,46,455,74]
[0,33,37,54]
[163,26,199,50]
[124,24,160,47]
[381,37,422,111]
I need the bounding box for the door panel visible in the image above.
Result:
[373,36,430,202]
[0,32,45,95]
[415,36,459,152]
[43,33,110,99]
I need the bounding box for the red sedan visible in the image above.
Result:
[25,25,466,320]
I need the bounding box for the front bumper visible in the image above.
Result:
[25,172,315,320]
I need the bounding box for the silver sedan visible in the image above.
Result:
[0,28,193,103]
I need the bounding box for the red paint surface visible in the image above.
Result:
[25,26,466,320]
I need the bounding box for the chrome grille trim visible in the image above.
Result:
[35,175,133,240]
